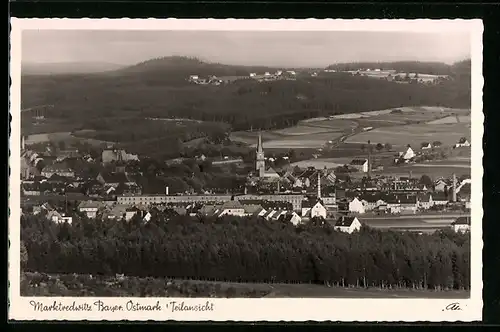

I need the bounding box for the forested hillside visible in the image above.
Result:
[21,58,471,132]
[21,214,470,290]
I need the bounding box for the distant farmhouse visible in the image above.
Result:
[454,137,471,148]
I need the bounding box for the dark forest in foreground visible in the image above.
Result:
[21,214,470,291]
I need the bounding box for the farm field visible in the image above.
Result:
[231,119,355,148]
[379,164,471,179]
[231,107,470,151]
[345,123,471,148]
[25,131,112,147]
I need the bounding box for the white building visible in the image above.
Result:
[348,197,365,214]
[454,137,471,148]
[350,159,369,173]
[301,200,327,219]
[125,207,139,221]
[421,142,432,150]
[279,211,302,226]
[399,147,415,161]
[78,200,102,219]
[334,216,362,234]
[451,216,470,233]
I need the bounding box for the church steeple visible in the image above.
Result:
[256,132,265,177]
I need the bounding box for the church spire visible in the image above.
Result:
[256,131,265,178]
[257,132,263,153]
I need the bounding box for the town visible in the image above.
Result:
[20,128,471,235]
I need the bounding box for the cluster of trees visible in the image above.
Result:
[21,271,270,297]
[21,214,470,290]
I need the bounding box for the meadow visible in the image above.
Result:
[230,118,356,149]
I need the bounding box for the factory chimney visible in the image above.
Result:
[452,173,457,202]
[21,136,25,151]
[367,140,372,179]
[317,171,321,199]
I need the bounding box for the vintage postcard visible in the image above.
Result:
[9,18,483,322]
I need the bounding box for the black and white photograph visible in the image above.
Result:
[9,19,483,322]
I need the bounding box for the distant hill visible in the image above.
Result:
[21,56,471,134]
[325,60,471,76]
[114,56,281,83]
[22,62,125,75]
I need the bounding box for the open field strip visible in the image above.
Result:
[411,163,471,169]
[345,123,470,147]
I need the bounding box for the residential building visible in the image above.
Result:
[396,147,415,162]
[399,195,418,214]
[217,200,246,217]
[96,172,136,187]
[348,197,365,214]
[454,137,471,148]
[78,200,103,219]
[334,216,362,234]
[41,164,75,178]
[421,142,432,150]
[350,159,369,173]
[433,193,449,205]
[417,193,434,210]
[278,211,302,226]
[102,149,139,165]
[451,216,471,233]
[125,207,140,221]
[434,179,449,192]
[301,200,327,219]
[242,204,267,217]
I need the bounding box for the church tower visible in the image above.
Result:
[256,132,265,177]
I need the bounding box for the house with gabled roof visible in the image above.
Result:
[348,197,365,214]
[243,203,267,217]
[278,211,302,226]
[301,199,327,219]
[421,142,432,150]
[399,195,418,214]
[451,216,470,233]
[454,137,470,148]
[417,193,434,210]
[334,216,362,234]
[217,200,246,217]
[125,207,141,221]
[350,159,368,173]
[78,200,103,219]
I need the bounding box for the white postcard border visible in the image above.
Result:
[9,18,484,322]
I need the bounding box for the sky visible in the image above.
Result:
[22,30,471,67]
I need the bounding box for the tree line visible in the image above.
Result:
[21,214,470,291]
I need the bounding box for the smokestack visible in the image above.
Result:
[317,172,321,199]
[452,173,457,202]
[367,140,372,178]
[165,186,169,195]
[21,136,25,151]
[277,180,280,193]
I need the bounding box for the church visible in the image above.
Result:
[254,133,280,179]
